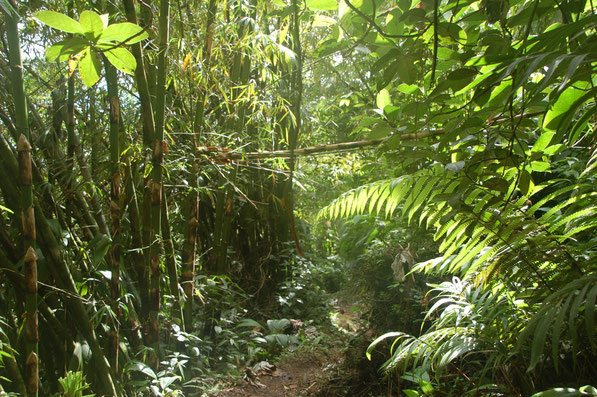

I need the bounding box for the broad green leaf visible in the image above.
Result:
[531,132,555,153]
[586,283,597,350]
[80,10,104,38]
[530,388,584,396]
[266,319,290,333]
[103,47,137,75]
[35,11,84,34]
[396,57,418,84]
[78,48,102,87]
[369,125,393,139]
[543,85,586,131]
[45,42,67,62]
[445,68,477,91]
[45,38,89,62]
[99,13,109,28]
[530,161,550,172]
[376,88,391,110]
[400,8,427,25]
[125,361,157,379]
[158,376,180,391]
[99,22,148,44]
[305,0,338,10]
[396,83,420,94]
[386,9,404,36]
[580,385,597,394]
[312,15,336,26]
[237,318,263,329]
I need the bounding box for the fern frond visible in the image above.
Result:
[318,171,440,220]
[518,272,597,372]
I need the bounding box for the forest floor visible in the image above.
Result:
[215,298,384,397]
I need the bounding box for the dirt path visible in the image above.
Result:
[218,349,342,397]
[217,301,363,397]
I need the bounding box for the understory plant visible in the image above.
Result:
[317,0,597,392]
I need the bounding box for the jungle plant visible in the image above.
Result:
[56,371,94,397]
[35,10,147,86]
[317,0,597,392]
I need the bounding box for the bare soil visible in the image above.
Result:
[215,300,386,397]
[217,348,343,397]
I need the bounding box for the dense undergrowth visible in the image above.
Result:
[2,0,597,395]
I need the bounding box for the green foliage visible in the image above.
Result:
[532,386,597,397]
[57,371,94,397]
[316,0,597,392]
[35,10,147,86]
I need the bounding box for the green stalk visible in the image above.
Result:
[105,57,122,374]
[285,0,303,256]
[183,0,218,332]
[147,0,170,369]
[161,190,182,323]
[122,0,159,365]
[122,0,156,147]
[3,4,37,395]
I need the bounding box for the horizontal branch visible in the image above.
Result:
[198,129,444,161]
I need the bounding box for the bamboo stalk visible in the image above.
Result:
[146,0,170,370]
[183,0,218,333]
[122,0,159,368]
[161,190,182,322]
[105,57,122,374]
[197,131,445,160]
[3,4,38,395]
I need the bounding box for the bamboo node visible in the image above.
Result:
[110,96,121,123]
[150,180,162,204]
[26,351,39,393]
[24,246,38,263]
[110,200,120,214]
[25,247,38,292]
[17,134,32,152]
[152,140,164,162]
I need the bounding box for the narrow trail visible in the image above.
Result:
[217,300,366,397]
